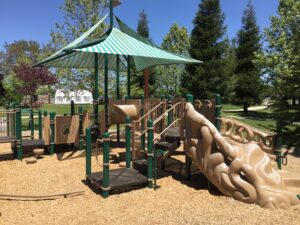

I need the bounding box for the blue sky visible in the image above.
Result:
[0,0,278,51]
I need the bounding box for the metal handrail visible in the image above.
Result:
[133,101,166,125]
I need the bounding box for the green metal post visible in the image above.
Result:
[186,94,193,103]
[275,120,282,170]
[125,116,131,168]
[141,95,145,152]
[50,112,56,155]
[109,0,114,29]
[79,107,83,150]
[38,110,42,139]
[127,56,131,99]
[43,111,48,117]
[16,108,22,160]
[94,53,99,125]
[85,127,91,176]
[29,109,34,139]
[104,54,109,130]
[147,120,154,189]
[167,95,173,126]
[215,94,221,131]
[102,132,110,198]
[116,54,120,142]
[70,100,75,116]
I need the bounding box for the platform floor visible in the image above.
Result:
[87,168,148,192]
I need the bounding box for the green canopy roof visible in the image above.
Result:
[36,15,201,71]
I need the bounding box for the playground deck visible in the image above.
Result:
[87,168,148,192]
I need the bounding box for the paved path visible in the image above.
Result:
[223,105,267,112]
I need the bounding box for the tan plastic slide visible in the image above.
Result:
[184,102,300,209]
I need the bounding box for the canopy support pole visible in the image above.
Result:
[104,54,109,130]
[94,53,99,125]
[116,54,120,142]
[127,56,131,98]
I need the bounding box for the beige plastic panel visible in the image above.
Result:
[184,103,300,209]
[55,115,79,145]
[43,116,50,146]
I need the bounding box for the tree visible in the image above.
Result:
[234,1,262,112]
[1,40,54,104]
[50,0,108,92]
[13,63,57,107]
[255,0,300,147]
[157,23,190,96]
[133,9,156,97]
[183,0,229,100]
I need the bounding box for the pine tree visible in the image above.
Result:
[234,1,262,112]
[183,0,228,100]
[134,9,156,97]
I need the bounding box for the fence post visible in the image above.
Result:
[140,95,145,152]
[38,110,42,139]
[147,119,154,189]
[78,107,83,150]
[215,94,221,132]
[85,127,91,176]
[70,100,75,116]
[16,108,22,160]
[102,132,110,198]
[50,112,56,155]
[29,109,34,139]
[43,111,48,117]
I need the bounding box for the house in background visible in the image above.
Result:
[55,90,93,104]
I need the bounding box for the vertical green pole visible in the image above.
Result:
[275,121,282,170]
[185,94,193,179]
[16,108,22,160]
[79,106,83,150]
[102,132,110,198]
[38,110,42,139]
[127,56,131,99]
[70,100,75,116]
[30,109,34,139]
[94,53,99,125]
[85,127,91,176]
[50,112,56,155]
[167,95,173,126]
[109,0,114,29]
[141,95,145,152]
[147,120,154,189]
[116,54,120,142]
[125,116,131,168]
[104,54,109,130]
[215,94,221,131]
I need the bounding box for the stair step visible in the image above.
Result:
[165,127,181,141]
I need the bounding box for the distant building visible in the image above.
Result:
[55,90,93,104]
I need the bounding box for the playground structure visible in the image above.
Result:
[29,0,299,209]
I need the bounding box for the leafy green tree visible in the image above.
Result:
[234,1,262,112]
[137,9,150,40]
[255,0,300,147]
[183,0,229,100]
[50,0,108,92]
[157,23,190,96]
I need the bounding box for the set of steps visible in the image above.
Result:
[134,127,181,174]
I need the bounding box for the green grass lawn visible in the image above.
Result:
[222,105,276,132]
